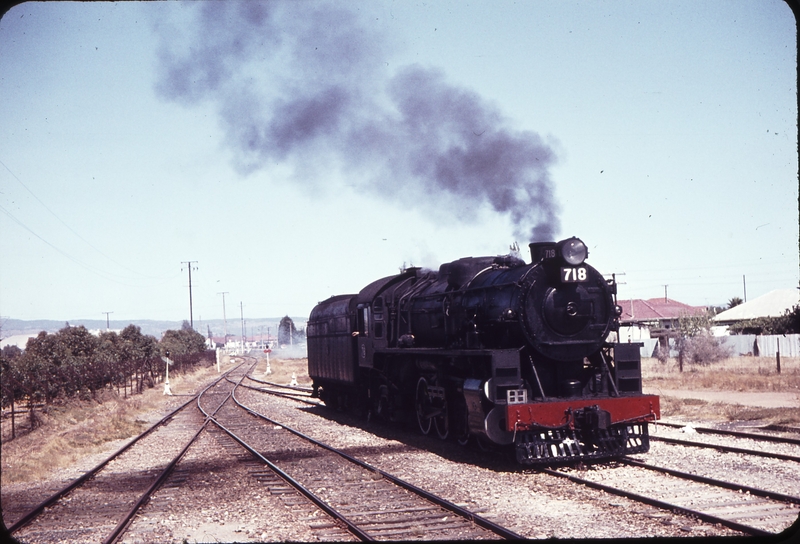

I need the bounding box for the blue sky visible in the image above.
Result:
[0,0,797,324]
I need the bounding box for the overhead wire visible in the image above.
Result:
[0,203,180,287]
[0,158,174,281]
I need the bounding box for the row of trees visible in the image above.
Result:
[1,322,209,435]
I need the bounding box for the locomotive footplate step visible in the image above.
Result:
[515,423,650,464]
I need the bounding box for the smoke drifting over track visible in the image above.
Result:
[155,1,560,241]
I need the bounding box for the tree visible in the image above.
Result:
[728,304,800,335]
[727,297,743,309]
[19,331,62,405]
[53,325,99,399]
[1,346,25,438]
[278,316,297,346]
[160,326,208,372]
[119,325,158,393]
[93,331,121,398]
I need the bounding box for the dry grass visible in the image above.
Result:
[642,356,800,425]
[642,355,800,392]
[1,360,228,486]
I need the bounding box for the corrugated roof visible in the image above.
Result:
[618,298,706,322]
[712,288,800,322]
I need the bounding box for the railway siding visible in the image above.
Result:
[236,383,742,538]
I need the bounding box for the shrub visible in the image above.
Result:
[654,343,670,364]
[676,312,731,366]
[679,330,732,366]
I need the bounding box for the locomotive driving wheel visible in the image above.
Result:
[374,385,391,422]
[415,377,432,435]
[434,395,449,440]
[455,397,470,446]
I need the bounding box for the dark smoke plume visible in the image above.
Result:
[155,1,560,241]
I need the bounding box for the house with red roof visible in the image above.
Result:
[616,297,708,350]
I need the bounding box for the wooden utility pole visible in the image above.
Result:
[182,261,199,328]
[218,291,229,345]
[102,311,113,330]
[240,302,245,354]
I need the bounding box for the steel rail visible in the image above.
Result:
[105,361,251,544]
[104,419,213,544]
[657,420,800,446]
[538,467,772,537]
[230,375,525,540]
[7,361,245,538]
[7,396,196,534]
[233,379,320,406]
[206,416,373,541]
[203,360,372,541]
[620,457,800,504]
[651,435,800,463]
[244,374,314,393]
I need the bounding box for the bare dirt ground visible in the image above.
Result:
[643,386,800,409]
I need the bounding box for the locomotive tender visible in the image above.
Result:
[307,237,660,464]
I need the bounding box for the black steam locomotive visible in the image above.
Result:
[307,237,659,464]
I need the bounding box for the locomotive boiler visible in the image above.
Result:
[307,237,660,464]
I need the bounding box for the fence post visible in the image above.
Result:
[776,336,781,374]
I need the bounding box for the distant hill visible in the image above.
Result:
[1,317,307,342]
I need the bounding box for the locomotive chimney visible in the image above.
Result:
[529,242,556,263]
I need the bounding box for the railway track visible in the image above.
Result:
[541,460,798,536]
[237,374,320,406]
[650,420,800,462]
[119,360,354,542]
[237,362,800,537]
[10,355,796,540]
[536,422,800,537]
[206,364,522,540]
[7,362,246,543]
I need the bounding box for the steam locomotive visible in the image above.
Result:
[307,238,659,464]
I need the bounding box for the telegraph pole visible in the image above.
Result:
[240,302,245,354]
[181,261,198,328]
[218,292,229,345]
[102,311,113,331]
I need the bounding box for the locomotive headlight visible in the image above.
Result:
[558,237,588,266]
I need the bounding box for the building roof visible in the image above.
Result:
[712,288,800,322]
[618,298,706,323]
[0,334,38,350]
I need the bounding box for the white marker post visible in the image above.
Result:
[215,347,221,373]
[290,372,298,387]
[161,354,173,395]
[264,348,272,375]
